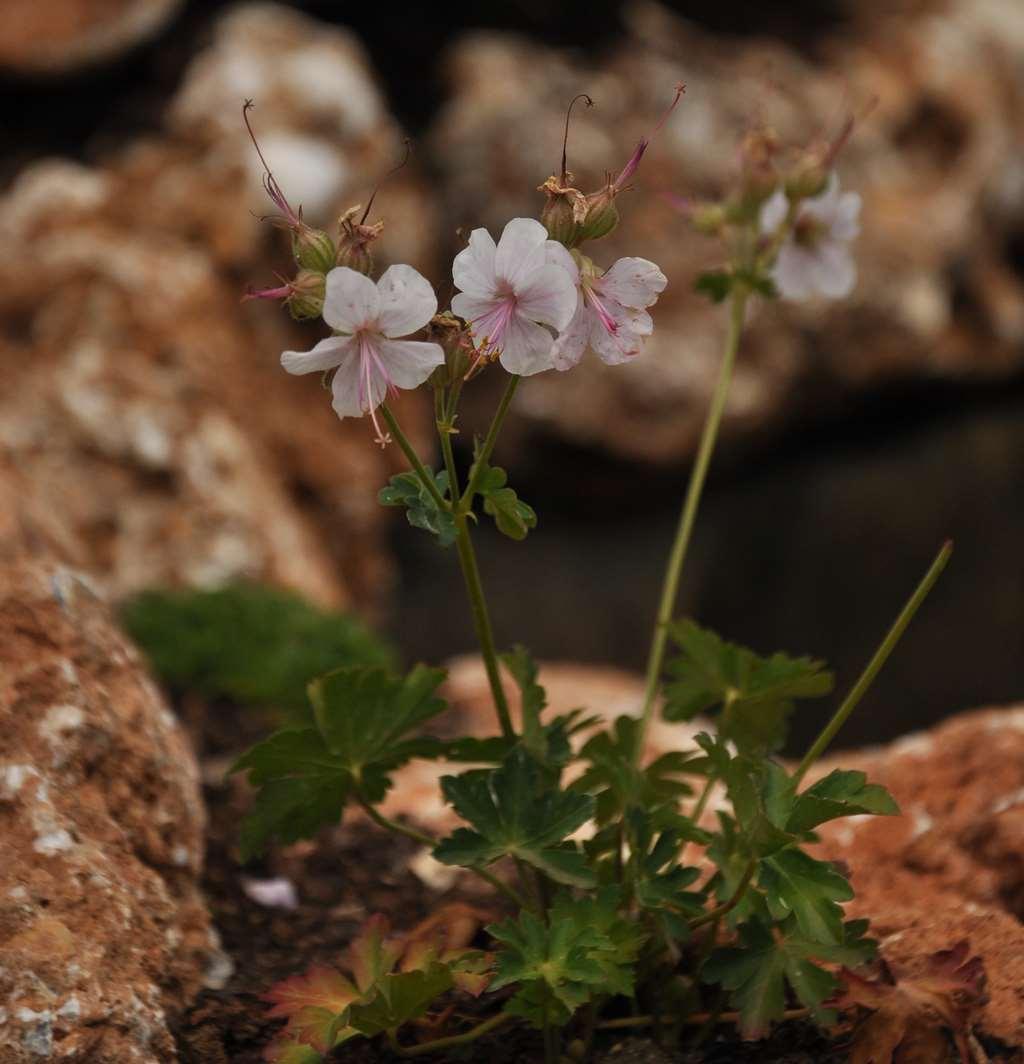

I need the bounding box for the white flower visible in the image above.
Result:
[451,217,577,376]
[281,264,444,443]
[546,246,667,370]
[760,173,861,301]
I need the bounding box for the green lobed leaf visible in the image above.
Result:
[471,460,537,541]
[694,270,734,303]
[664,620,833,755]
[346,965,454,1037]
[231,665,447,858]
[759,847,853,945]
[703,916,875,1039]
[574,715,696,827]
[487,907,620,1023]
[784,769,900,835]
[379,470,457,547]
[433,748,595,886]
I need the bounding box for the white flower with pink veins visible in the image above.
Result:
[451,217,578,376]
[760,173,861,301]
[281,265,444,443]
[547,245,667,370]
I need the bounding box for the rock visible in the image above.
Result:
[0,519,222,1062]
[429,1,1024,464]
[0,0,182,75]
[811,706,1024,1046]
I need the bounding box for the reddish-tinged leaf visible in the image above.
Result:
[348,914,400,993]
[400,903,495,997]
[835,940,988,1064]
[262,965,359,1056]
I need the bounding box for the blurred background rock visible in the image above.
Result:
[2,0,1023,752]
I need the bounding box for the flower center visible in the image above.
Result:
[356,329,396,447]
[470,291,518,359]
[793,214,826,248]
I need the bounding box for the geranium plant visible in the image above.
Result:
[235,94,951,1062]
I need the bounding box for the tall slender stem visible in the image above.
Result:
[380,403,446,510]
[459,375,520,510]
[688,857,756,931]
[793,540,952,786]
[632,288,749,765]
[454,512,515,738]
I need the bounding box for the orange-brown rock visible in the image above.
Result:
[0,522,223,1061]
[0,0,182,75]
[811,706,1024,1047]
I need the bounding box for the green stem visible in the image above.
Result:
[689,857,756,931]
[690,774,716,824]
[459,375,520,511]
[380,403,447,511]
[793,540,952,786]
[358,799,530,911]
[435,388,462,499]
[631,289,749,765]
[454,511,515,738]
[392,1011,513,1057]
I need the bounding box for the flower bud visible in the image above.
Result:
[336,205,384,276]
[738,126,780,209]
[691,202,727,235]
[425,311,474,387]
[538,174,587,246]
[291,223,336,274]
[578,183,620,242]
[285,269,326,321]
[784,152,830,201]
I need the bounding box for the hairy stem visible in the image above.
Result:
[631,289,749,765]
[435,388,462,499]
[454,511,515,738]
[392,1011,513,1057]
[459,374,520,511]
[380,403,447,511]
[793,540,952,786]
[689,857,756,931]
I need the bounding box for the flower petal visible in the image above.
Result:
[452,227,498,297]
[550,296,589,371]
[329,347,378,419]
[772,244,818,301]
[830,191,861,241]
[814,241,856,298]
[281,335,354,375]
[588,305,652,365]
[494,217,548,287]
[323,267,380,333]
[374,339,445,389]
[515,263,578,330]
[760,187,788,234]
[545,240,579,280]
[599,257,667,309]
[497,313,557,376]
[450,292,495,331]
[376,264,438,338]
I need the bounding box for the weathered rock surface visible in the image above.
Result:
[0,517,223,1062]
[812,706,1024,1046]
[0,0,182,75]
[0,3,436,611]
[430,0,1024,464]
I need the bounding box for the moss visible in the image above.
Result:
[120,583,395,723]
